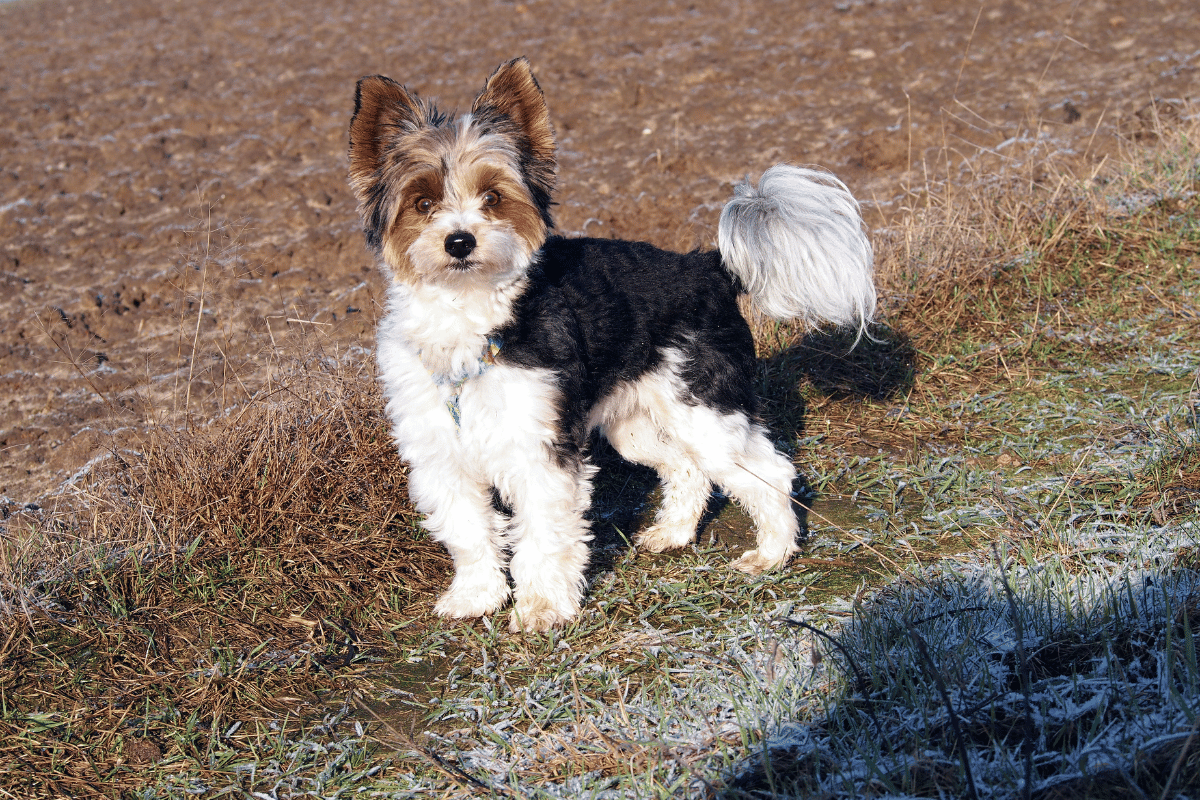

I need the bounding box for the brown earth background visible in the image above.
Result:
[1,0,1197,508]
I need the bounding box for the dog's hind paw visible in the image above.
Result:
[433,570,510,620]
[635,523,695,553]
[730,548,793,575]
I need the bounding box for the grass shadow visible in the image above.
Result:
[718,559,1200,800]
[756,322,917,448]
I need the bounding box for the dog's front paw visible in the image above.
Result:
[508,595,579,633]
[635,523,695,553]
[730,547,794,575]
[433,569,510,620]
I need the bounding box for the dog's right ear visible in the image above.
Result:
[348,76,423,196]
[472,58,557,227]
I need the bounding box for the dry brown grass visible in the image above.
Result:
[885,103,1198,334]
[748,141,1199,466]
[0,354,451,797]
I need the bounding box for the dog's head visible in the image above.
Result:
[348,58,556,288]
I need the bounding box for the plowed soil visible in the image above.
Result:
[2,0,1197,506]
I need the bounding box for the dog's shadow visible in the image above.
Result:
[583,439,660,577]
[584,323,917,578]
[757,322,918,436]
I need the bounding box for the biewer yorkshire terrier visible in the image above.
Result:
[347,58,875,632]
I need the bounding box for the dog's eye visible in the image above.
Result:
[482,190,501,208]
[415,197,434,214]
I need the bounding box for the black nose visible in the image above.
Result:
[444,231,476,260]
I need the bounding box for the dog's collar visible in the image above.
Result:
[428,335,503,428]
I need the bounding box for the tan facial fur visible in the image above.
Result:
[348,58,556,287]
[380,124,548,285]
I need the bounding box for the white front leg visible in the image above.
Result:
[377,327,510,620]
[459,365,594,632]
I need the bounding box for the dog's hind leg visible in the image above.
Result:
[628,398,796,573]
[602,407,712,553]
[693,412,801,574]
[595,370,798,568]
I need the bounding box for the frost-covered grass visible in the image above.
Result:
[726,492,1200,799]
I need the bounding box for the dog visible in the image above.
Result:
[346,58,875,632]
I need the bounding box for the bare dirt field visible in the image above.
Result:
[2,0,1198,507]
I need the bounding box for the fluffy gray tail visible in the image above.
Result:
[718,165,876,337]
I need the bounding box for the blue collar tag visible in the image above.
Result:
[429,335,503,428]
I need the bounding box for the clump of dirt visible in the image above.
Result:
[2,0,1197,503]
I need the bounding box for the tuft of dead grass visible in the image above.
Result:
[0,355,450,798]
[880,186,1198,346]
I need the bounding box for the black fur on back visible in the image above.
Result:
[495,236,758,450]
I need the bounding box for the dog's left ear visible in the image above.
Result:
[473,58,556,165]
[473,58,557,208]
